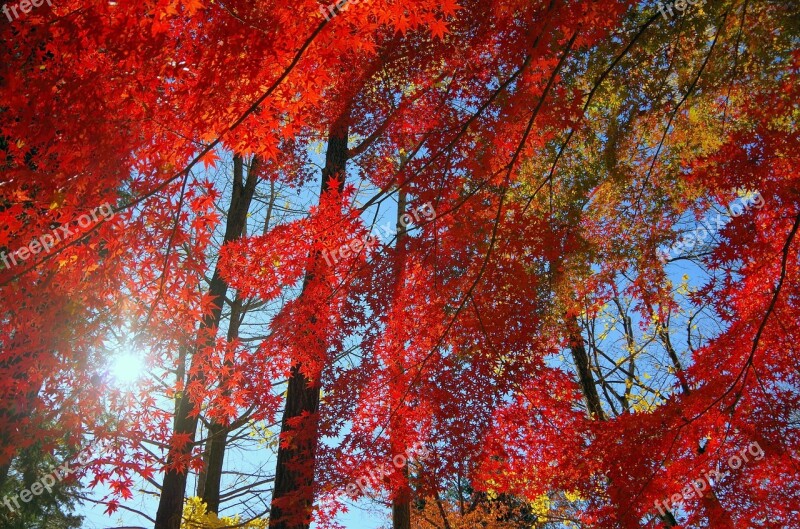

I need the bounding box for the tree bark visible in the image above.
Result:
[392,466,411,529]
[154,154,258,529]
[391,189,411,529]
[268,110,350,529]
[197,291,247,512]
[567,316,606,421]
[197,422,228,512]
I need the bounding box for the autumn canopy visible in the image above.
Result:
[0,0,798,528]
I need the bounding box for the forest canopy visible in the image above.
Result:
[1,0,799,528]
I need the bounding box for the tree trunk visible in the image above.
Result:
[0,461,9,490]
[198,291,248,512]
[268,110,350,529]
[391,189,411,529]
[154,154,258,529]
[392,486,411,529]
[197,422,228,512]
[567,316,606,421]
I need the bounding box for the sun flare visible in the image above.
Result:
[110,352,145,385]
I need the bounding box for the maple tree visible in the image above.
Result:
[1,0,799,528]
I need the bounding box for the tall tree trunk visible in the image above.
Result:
[154,154,258,529]
[198,159,273,511]
[391,189,411,529]
[392,470,411,529]
[197,292,246,513]
[269,110,350,529]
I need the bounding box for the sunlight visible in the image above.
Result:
[110,351,146,385]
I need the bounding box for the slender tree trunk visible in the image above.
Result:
[659,328,691,395]
[197,292,247,512]
[391,189,411,529]
[197,422,228,512]
[269,110,350,529]
[611,296,636,412]
[198,161,273,510]
[154,154,258,529]
[567,316,606,421]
